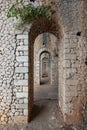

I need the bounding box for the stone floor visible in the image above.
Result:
[0,79,87,130]
[0,99,87,130]
[34,85,58,101]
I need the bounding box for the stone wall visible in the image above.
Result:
[34,33,58,85]
[0,0,16,124]
[13,34,29,123]
[56,0,87,122]
[0,0,87,125]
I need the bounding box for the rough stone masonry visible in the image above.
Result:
[0,0,87,125]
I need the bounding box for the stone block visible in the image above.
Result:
[64,43,70,49]
[15,67,28,73]
[17,35,28,39]
[24,51,28,55]
[23,87,28,92]
[14,80,28,85]
[64,68,76,75]
[65,48,70,53]
[66,79,78,86]
[65,85,77,96]
[65,60,71,67]
[25,74,28,79]
[14,116,28,123]
[24,99,28,103]
[24,62,28,66]
[24,39,28,45]
[16,92,28,98]
[17,46,28,51]
[16,104,28,109]
[16,56,28,62]
[24,109,28,116]
[64,54,76,60]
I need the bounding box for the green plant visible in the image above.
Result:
[7,0,56,26]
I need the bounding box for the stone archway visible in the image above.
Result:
[34,48,51,85]
[28,17,63,121]
[40,51,50,85]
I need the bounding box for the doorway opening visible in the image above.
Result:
[40,55,50,85]
[34,32,58,101]
[28,17,63,122]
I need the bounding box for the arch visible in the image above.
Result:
[28,17,63,121]
[40,51,51,85]
[29,17,62,45]
[37,48,51,60]
[41,57,49,78]
[34,48,51,87]
[40,52,50,60]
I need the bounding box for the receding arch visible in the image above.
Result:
[38,48,51,59]
[39,51,51,85]
[28,17,63,122]
[34,48,51,85]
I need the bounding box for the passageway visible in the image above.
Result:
[28,18,63,124]
[34,33,58,99]
[34,84,58,101]
[40,77,49,85]
[33,32,59,123]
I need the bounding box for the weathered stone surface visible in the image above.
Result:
[23,87,28,92]
[17,35,28,39]
[24,110,28,116]
[16,56,28,62]
[24,99,28,103]
[0,0,87,125]
[14,116,28,123]
[17,46,28,51]
[24,63,28,66]
[16,92,28,98]
[14,80,28,85]
[16,104,28,109]
[15,67,28,73]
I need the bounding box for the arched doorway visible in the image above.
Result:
[34,46,51,86]
[28,17,63,121]
[40,52,50,85]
